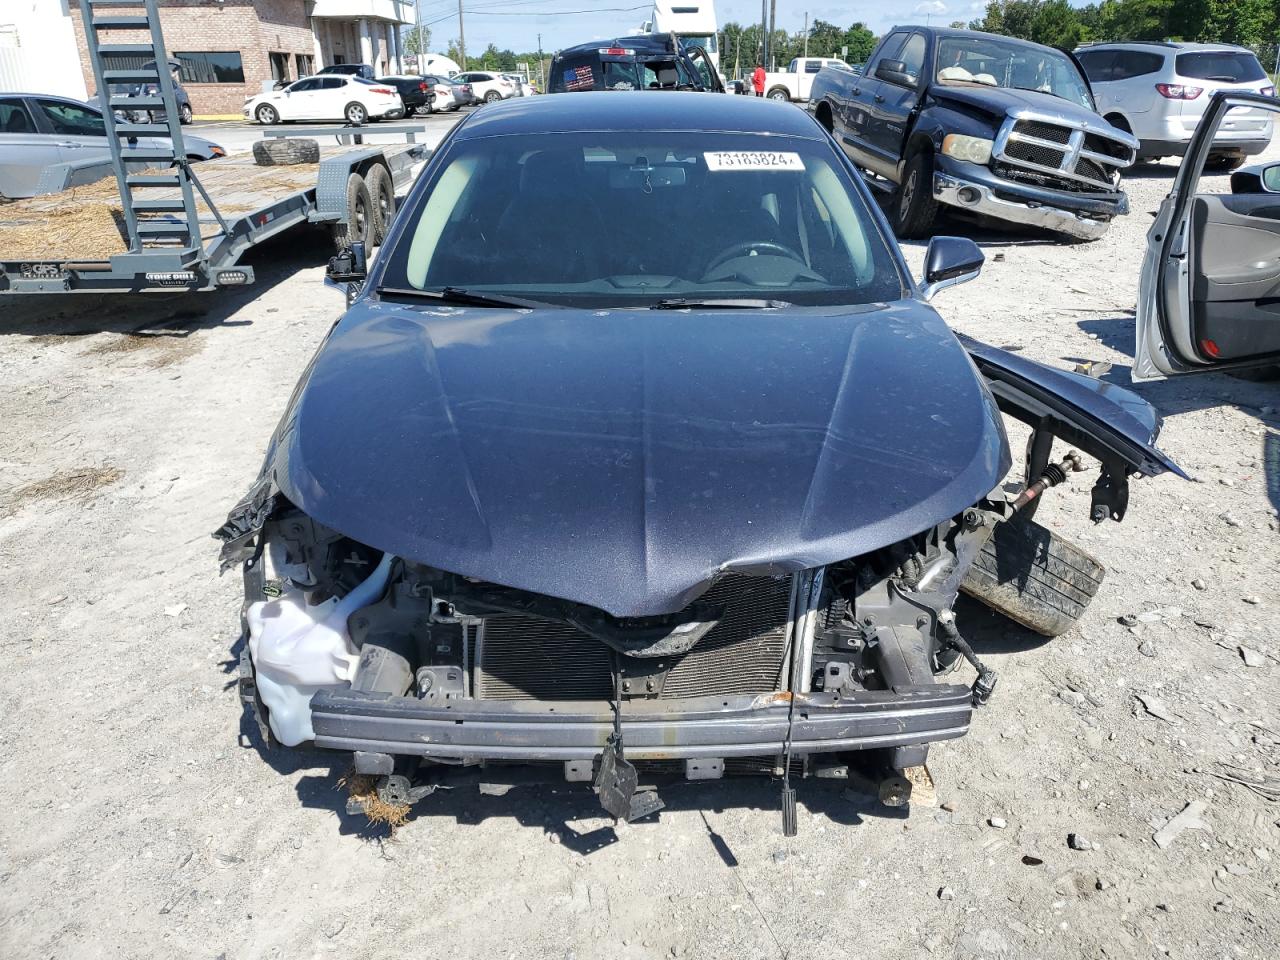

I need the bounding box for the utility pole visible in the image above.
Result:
[415,0,425,65]
[538,33,544,87]
[760,0,768,73]
[803,11,808,58]
[457,0,467,70]
[768,0,776,70]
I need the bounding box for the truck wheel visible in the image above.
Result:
[893,152,939,240]
[365,164,396,246]
[251,137,320,166]
[255,104,279,125]
[767,87,791,102]
[960,515,1105,638]
[344,101,367,125]
[332,172,372,252]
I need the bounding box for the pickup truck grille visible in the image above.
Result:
[473,574,794,701]
[994,115,1135,191]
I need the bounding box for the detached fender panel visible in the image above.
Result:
[960,334,1187,481]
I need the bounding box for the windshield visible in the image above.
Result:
[381,130,904,308]
[1176,51,1265,83]
[936,37,1093,109]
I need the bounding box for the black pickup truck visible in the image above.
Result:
[808,26,1140,240]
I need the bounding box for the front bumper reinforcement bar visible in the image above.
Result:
[310,685,974,761]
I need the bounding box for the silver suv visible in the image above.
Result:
[1075,41,1275,170]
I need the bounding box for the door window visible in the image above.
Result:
[0,98,35,134]
[896,34,927,85]
[870,32,909,72]
[289,78,321,92]
[1076,49,1116,83]
[804,60,822,73]
[1113,51,1164,80]
[35,99,105,136]
[318,78,345,90]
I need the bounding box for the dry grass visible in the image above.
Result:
[338,772,411,833]
[9,465,124,507]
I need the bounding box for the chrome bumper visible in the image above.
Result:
[934,171,1119,241]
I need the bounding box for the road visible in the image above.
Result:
[0,141,1277,960]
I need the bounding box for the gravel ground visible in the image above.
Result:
[1,142,1278,960]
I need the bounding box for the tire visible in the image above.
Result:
[344,101,367,125]
[365,163,396,246]
[251,137,320,166]
[767,87,791,102]
[1206,154,1245,172]
[255,104,279,125]
[960,515,1105,638]
[484,90,501,103]
[893,151,939,240]
[332,172,373,252]
[179,102,193,124]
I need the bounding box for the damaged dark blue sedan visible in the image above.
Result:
[217,93,1183,830]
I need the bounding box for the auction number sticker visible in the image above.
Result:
[704,151,805,171]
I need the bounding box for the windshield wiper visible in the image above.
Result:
[650,297,792,310]
[378,286,552,309]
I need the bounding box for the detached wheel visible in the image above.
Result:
[365,164,396,246]
[344,101,368,125]
[960,515,1105,637]
[255,104,279,125]
[251,137,320,166]
[332,172,372,252]
[894,151,939,240]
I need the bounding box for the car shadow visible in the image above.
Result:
[0,227,337,337]
[955,593,1053,654]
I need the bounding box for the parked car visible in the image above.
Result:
[218,93,1181,830]
[454,70,517,102]
[319,63,376,81]
[0,93,223,200]
[547,35,723,93]
[809,26,1138,240]
[244,75,404,125]
[502,74,527,97]
[445,77,477,107]
[763,56,855,102]
[1075,41,1275,170]
[87,59,194,125]
[377,75,435,116]
[1136,90,1280,380]
[420,75,459,112]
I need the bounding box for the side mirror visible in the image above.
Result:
[919,236,984,301]
[325,241,367,305]
[1262,162,1280,193]
[875,59,915,87]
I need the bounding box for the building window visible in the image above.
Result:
[173,51,245,84]
[269,52,290,83]
[295,54,314,77]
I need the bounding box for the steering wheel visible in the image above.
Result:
[704,240,807,275]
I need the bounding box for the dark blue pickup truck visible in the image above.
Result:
[809,26,1139,240]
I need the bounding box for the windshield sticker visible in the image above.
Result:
[564,65,594,91]
[704,151,805,172]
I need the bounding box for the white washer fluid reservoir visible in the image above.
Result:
[247,551,395,746]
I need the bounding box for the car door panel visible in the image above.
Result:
[865,32,927,176]
[1135,91,1280,379]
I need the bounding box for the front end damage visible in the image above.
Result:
[217,336,1184,830]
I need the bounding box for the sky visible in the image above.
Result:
[406,0,996,57]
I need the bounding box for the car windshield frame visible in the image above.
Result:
[935,36,1094,109]
[377,128,909,309]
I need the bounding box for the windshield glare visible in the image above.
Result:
[382,131,904,308]
[936,37,1093,108]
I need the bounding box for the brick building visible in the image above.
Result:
[69,0,410,116]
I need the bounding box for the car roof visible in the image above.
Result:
[1078,40,1251,53]
[452,91,822,140]
[555,35,679,57]
[889,25,1060,52]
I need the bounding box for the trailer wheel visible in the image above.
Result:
[960,514,1105,638]
[255,104,279,125]
[251,137,320,166]
[365,164,396,246]
[332,172,373,251]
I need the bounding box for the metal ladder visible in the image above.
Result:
[78,0,217,256]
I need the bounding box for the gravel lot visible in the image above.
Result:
[1,139,1278,960]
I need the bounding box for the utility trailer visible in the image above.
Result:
[0,0,426,295]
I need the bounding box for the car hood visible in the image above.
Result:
[930,84,1117,134]
[263,299,1009,616]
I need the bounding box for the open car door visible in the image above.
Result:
[1135,91,1280,380]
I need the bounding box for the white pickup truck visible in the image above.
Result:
[763,57,856,102]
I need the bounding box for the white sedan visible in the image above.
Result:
[454,71,516,103]
[244,75,404,125]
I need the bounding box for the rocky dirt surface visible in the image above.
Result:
[1,143,1278,960]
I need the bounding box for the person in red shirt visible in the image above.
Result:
[752,64,765,97]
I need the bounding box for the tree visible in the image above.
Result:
[842,23,877,63]
[1031,0,1086,48]
[402,25,432,57]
